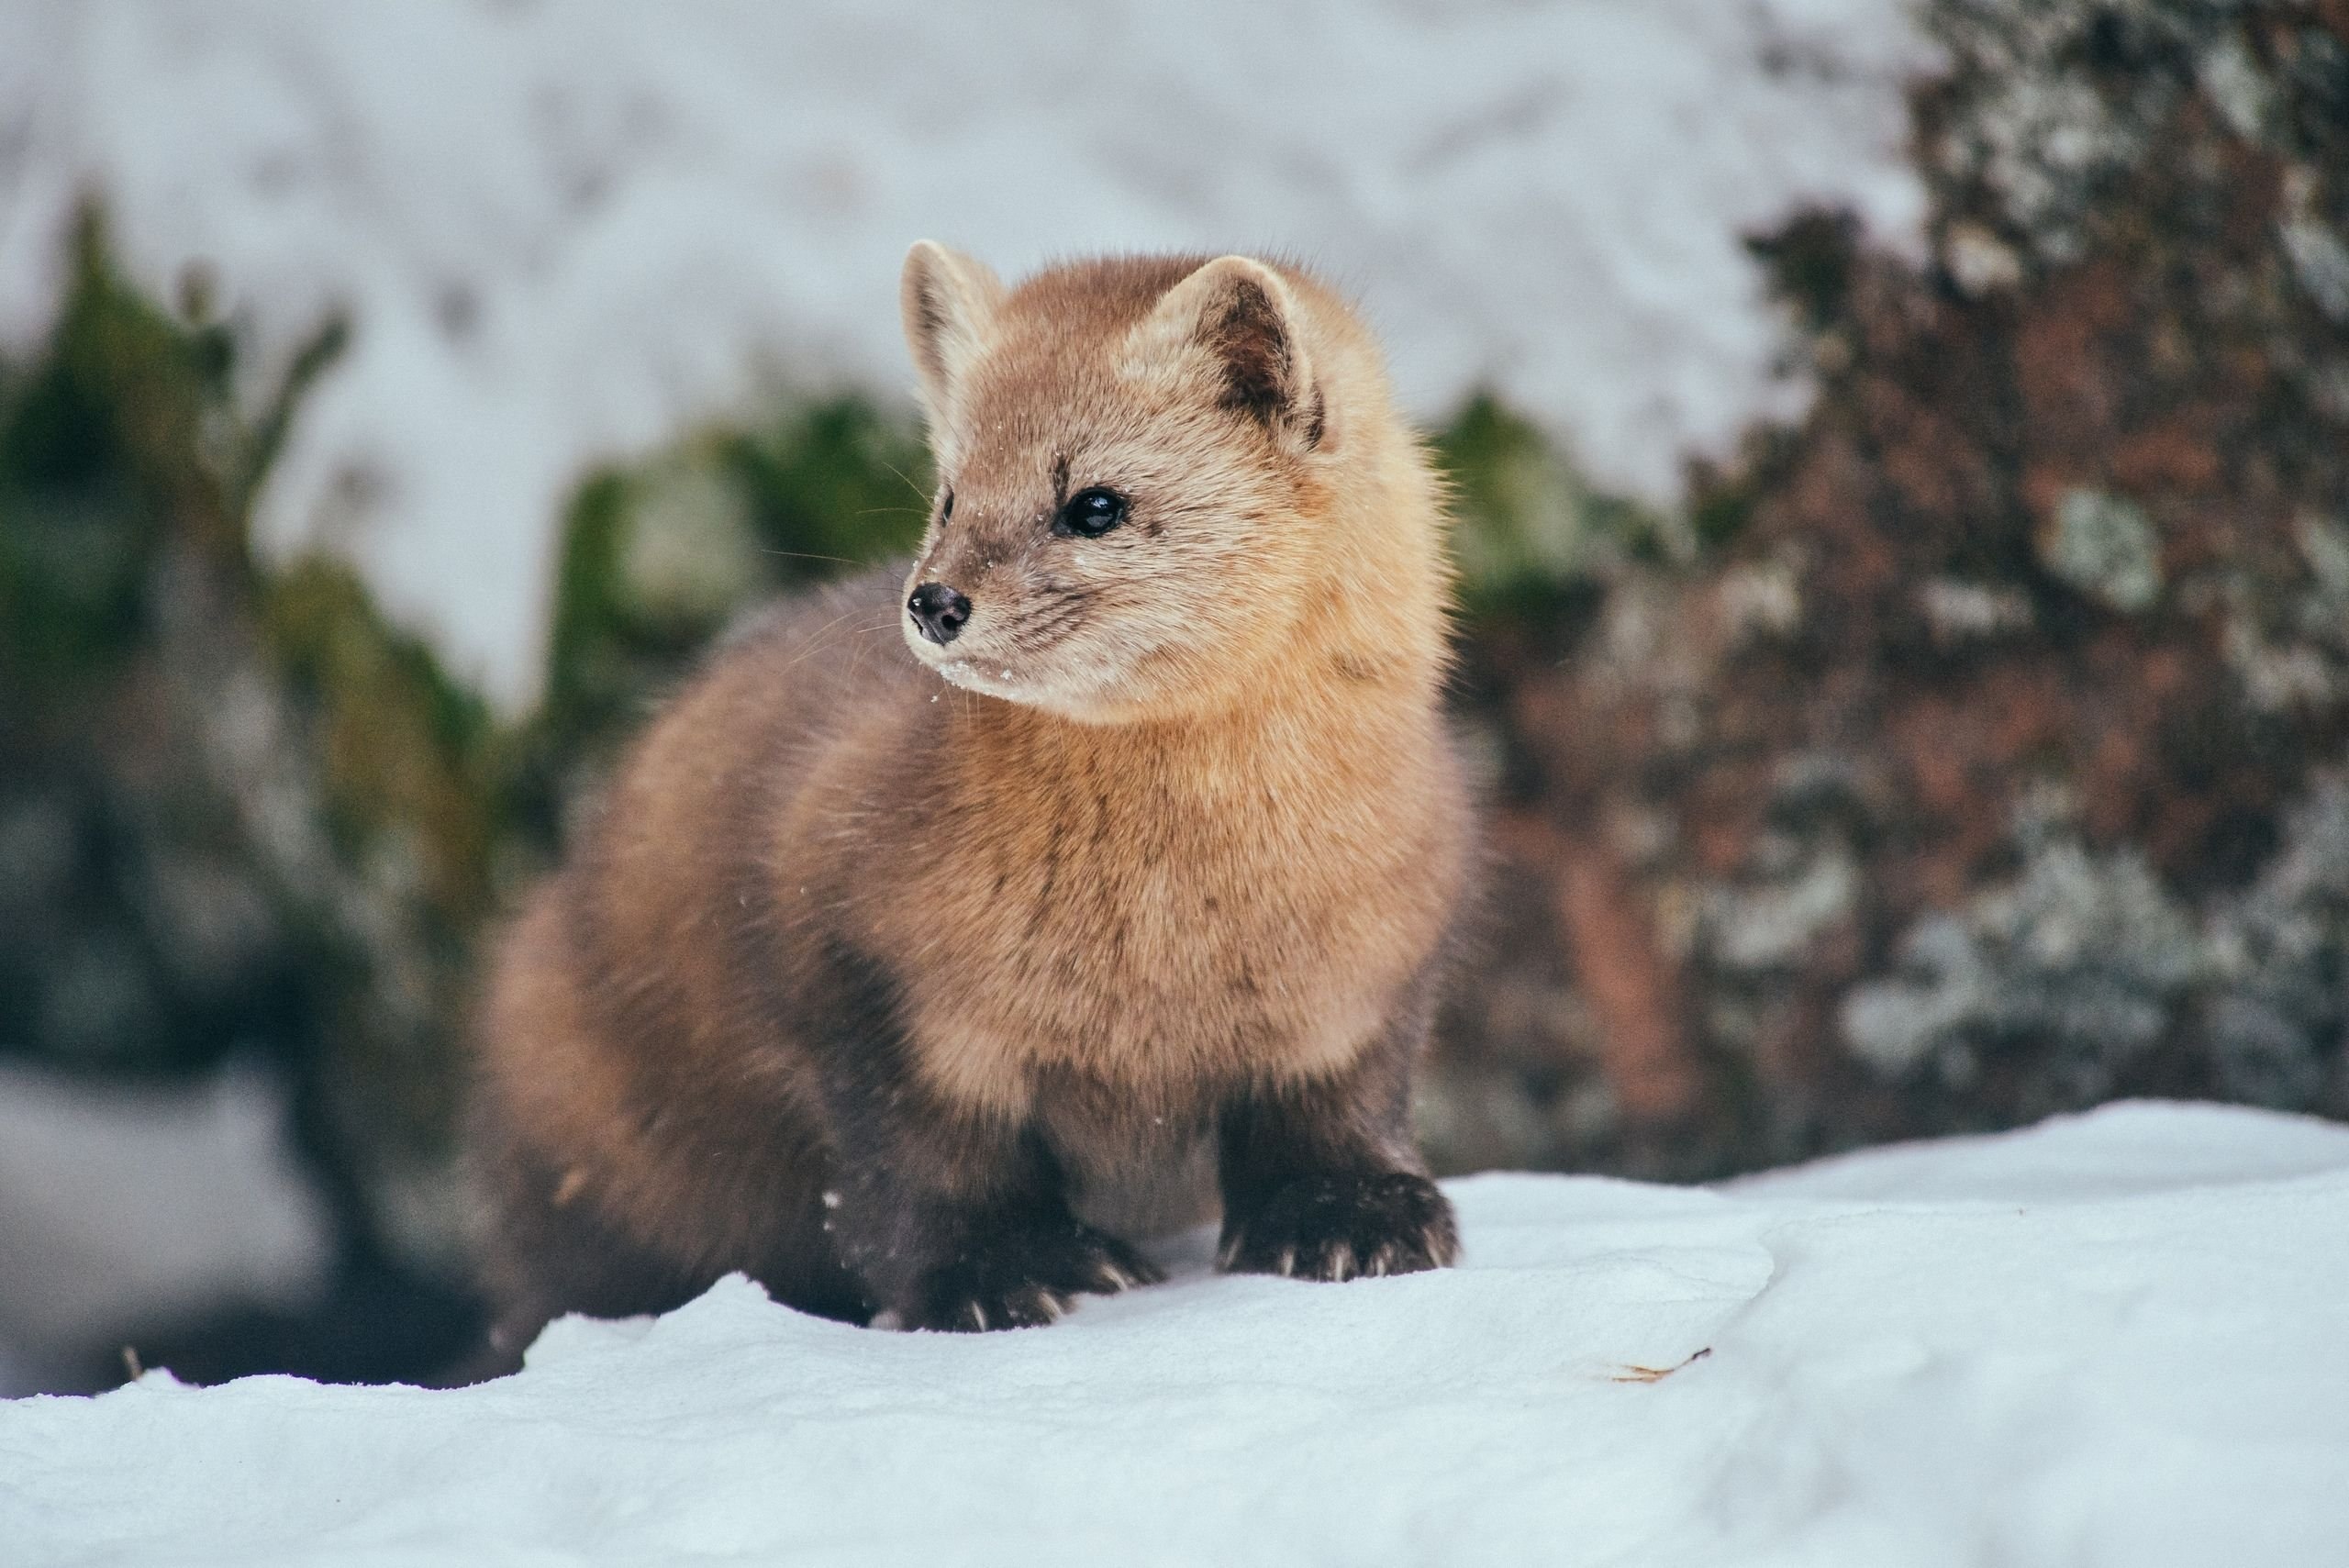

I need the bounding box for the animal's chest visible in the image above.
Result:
[874,763,1444,1113]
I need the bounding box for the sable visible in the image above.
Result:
[468,246,1475,1357]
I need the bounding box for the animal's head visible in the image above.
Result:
[896,245,1412,724]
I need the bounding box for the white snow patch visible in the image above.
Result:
[0,1063,332,1396]
[7,1099,2347,1565]
[0,0,1934,707]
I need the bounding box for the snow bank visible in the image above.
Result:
[0,0,1932,706]
[7,1100,2345,1566]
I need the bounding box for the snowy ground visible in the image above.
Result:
[0,0,1932,706]
[6,1100,2344,1566]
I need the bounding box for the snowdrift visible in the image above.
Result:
[6,1100,2347,1565]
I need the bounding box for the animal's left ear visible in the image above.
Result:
[1131,256,1324,451]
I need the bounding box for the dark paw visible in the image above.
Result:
[877,1219,1163,1333]
[1218,1170,1458,1282]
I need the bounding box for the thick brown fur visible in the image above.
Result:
[468,246,1475,1359]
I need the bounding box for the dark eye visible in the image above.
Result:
[938,487,953,522]
[1054,486,1128,539]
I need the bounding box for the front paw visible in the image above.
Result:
[877,1218,1163,1333]
[1218,1171,1458,1282]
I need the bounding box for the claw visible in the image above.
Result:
[1213,1171,1457,1284]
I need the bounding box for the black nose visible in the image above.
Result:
[907,582,972,645]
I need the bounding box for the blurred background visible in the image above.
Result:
[2,0,2343,1396]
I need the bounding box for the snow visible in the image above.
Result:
[0,1063,331,1398]
[0,1,1933,707]
[7,1100,2346,1566]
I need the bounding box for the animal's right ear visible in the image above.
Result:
[900,240,1005,421]
[1127,256,1323,453]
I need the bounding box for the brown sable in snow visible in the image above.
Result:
[468,245,1475,1352]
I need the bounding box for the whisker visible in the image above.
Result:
[879,459,935,506]
[771,607,897,674]
[755,548,864,566]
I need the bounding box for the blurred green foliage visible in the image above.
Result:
[0,218,950,1276]
[1429,393,1679,615]
[0,218,499,1262]
[532,406,930,795]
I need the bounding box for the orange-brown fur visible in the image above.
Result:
[469,247,1474,1351]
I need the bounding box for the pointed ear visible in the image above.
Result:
[900,240,1005,418]
[1133,256,1323,450]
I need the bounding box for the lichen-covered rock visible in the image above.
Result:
[1431,0,2349,1176]
[1842,795,2205,1096]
